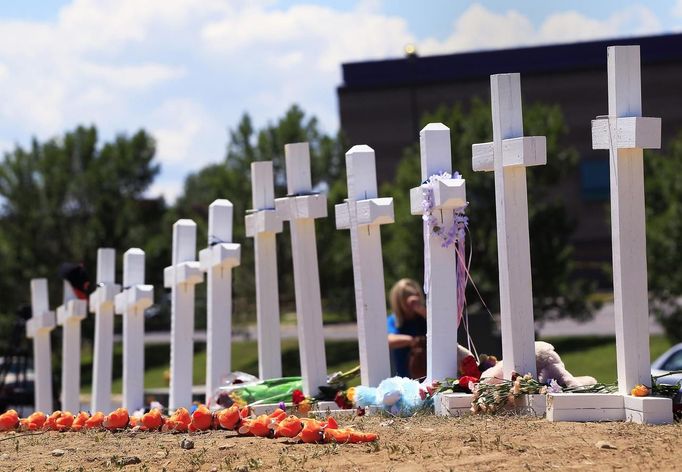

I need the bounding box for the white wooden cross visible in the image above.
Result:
[199,200,241,404]
[275,143,328,395]
[547,47,671,424]
[472,74,546,380]
[56,279,87,412]
[27,278,56,412]
[164,219,203,409]
[591,46,661,396]
[89,248,120,413]
[246,161,283,379]
[409,124,466,382]
[335,145,392,386]
[114,248,153,411]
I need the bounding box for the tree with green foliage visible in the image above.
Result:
[0,126,166,348]
[646,133,682,342]
[381,99,596,325]
[173,105,350,324]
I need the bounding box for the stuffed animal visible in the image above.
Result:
[480,341,597,387]
[354,377,427,415]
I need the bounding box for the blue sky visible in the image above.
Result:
[1,0,681,200]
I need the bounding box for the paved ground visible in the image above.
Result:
[536,302,663,337]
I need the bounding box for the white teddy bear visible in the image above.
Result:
[479,341,597,387]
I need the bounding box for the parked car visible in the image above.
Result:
[651,343,682,389]
[0,356,35,413]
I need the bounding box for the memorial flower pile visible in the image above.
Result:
[0,406,378,444]
[471,374,620,414]
[291,389,314,414]
[214,366,362,411]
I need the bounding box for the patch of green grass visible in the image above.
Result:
[80,334,673,393]
[541,335,673,383]
[82,339,361,394]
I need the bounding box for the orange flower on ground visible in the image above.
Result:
[273,415,302,438]
[71,412,90,431]
[631,384,650,397]
[0,409,19,431]
[162,408,191,432]
[298,418,325,443]
[140,409,164,431]
[55,411,75,431]
[20,411,47,431]
[85,412,105,429]
[189,405,212,432]
[103,408,129,430]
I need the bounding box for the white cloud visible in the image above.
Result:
[0,1,669,202]
[151,98,221,166]
[420,3,662,55]
[80,63,186,90]
[201,4,412,72]
[0,138,11,156]
[147,179,184,203]
[673,0,682,18]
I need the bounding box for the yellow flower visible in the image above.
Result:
[631,384,649,397]
[229,392,247,407]
[346,387,356,404]
[297,399,312,414]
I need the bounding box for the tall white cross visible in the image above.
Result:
[275,143,328,395]
[27,278,56,412]
[591,46,661,395]
[89,248,120,413]
[335,145,393,386]
[164,219,203,409]
[472,73,546,379]
[199,200,241,404]
[409,124,466,381]
[56,280,87,412]
[246,161,283,379]
[114,248,153,411]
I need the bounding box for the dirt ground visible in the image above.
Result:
[0,415,679,472]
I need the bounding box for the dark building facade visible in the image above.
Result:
[337,33,682,277]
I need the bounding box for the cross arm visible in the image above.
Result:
[275,194,327,221]
[472,136,547,172]
[89,283,121,312]
[163,261,203,288]
[591,117,661,150]
[410,177,466,216]
[335,197,394,230]
[57,299,87,325]
[27,311,56,337]
[115,285,154,314]
[245,209,282,237]
[199,243,241,271]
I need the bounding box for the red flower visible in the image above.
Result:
[458,376,478,393]
[292,389,305,405]
[460,355,481,379]
[334,391,351,409]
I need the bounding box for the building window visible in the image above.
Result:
[580,158,609,201]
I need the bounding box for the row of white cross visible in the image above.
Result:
[25,46,660,420]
